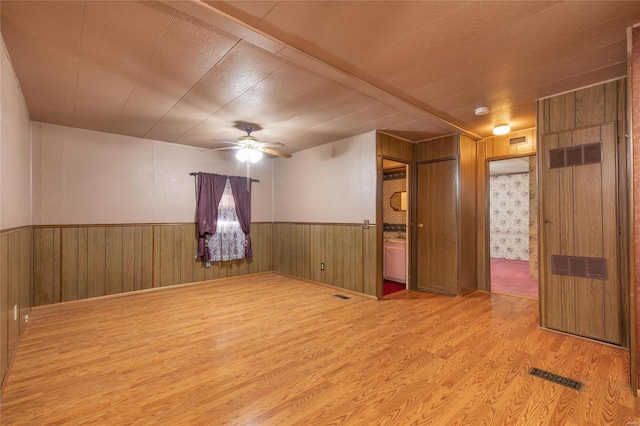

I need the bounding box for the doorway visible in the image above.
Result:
[487,155,538,298]
[382,159,409,296]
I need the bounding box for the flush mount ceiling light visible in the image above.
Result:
[475,106,490,115]
[493,124,511,135]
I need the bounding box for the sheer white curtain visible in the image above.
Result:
[207,179,246,261]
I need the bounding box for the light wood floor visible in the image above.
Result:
[1,273,638,425]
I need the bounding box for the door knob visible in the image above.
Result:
[417,223,424,228]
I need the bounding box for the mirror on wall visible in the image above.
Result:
[390,191,407,211]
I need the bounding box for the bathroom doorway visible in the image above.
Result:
[487,155,538,298]
[382,159,409,296]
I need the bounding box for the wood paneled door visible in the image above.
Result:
[539,123,621,345]
[416,159,458,295]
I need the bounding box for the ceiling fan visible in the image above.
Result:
[212,126,292,163]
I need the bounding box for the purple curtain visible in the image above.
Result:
[229,176,253,258]
[196,173,227,261]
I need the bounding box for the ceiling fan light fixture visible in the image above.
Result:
[236,147,249,162]
[493,124,511,136]
[236,147,263,163]
[249,148,263,163]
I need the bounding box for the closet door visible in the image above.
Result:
[540,123,620,344]
[416,159,458,295]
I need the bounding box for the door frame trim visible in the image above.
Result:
[483,153,537,295]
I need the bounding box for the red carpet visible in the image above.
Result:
[490,258,538,298]
[384,280,406,295]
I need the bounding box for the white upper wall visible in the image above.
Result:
[273,131,376,223]
[32,123,274,225]
[1,38,32,229]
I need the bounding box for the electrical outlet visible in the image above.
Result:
[321,262,325,271]
[24,314,29,323]
[205,261,211,268]
[13,305,17,321]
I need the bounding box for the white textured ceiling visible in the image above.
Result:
[2,1,639,153]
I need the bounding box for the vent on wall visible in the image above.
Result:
[509,136,527,145]
[551,255,607,280]
[548,142,602,169]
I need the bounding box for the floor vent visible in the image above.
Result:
[529,368,583,391]
[333,294,351,300]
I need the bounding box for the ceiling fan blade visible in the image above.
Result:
[209,146,242,151]
[209,139,239,144]
[261,147,292,158]
[260,142,285,148]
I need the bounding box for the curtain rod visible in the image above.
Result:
[189,172,259,183]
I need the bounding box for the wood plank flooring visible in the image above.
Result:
[1,273,638,424]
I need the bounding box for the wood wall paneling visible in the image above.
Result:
[32,223,273,307]
[274,222,375,297]
[87,227,106,299]
[363,226,376,296]
[542,80,622,133]
[61,228,78,302]
[459,135,477,295]
[30,221,373,305]
[7,233,20,360]
[575,85,605,128]
[33,228,58,306]
[378,131,415,161]
[1,228,33,387]
[141,226,154,290]
[250,223,273,274]
[77,228,88,299]
[122,227,135,294]
[549,92,576,133]
[485,129,536,159]
[476,140,488,292]
[105,227,124,295]
[1,235,8,384]
[416,135,458,162]
[19,228,32,333]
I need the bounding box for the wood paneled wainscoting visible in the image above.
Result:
[0,227,32,386]
[273,223,377,297]
[32,223,273,306]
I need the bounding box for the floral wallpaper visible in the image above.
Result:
[383,177,407,226]
[490,173,530,260]
[528,159,539,279]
